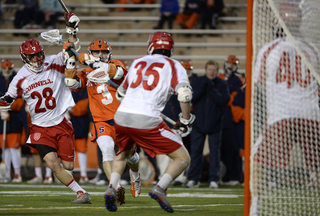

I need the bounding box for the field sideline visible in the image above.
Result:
[0,183,244,216]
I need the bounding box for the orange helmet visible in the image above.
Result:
[181,60,193,70]
[88,39,112,62]
[1,59,14,69]
[224,55,239,76]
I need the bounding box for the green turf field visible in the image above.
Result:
[0,183,244,216]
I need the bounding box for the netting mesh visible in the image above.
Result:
[250,0,320,215]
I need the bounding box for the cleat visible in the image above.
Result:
[79,176,88,184]
[149,185,174,213]
[71,192,92,204]
[96,179,108,186]
[12,174,22,183]
[43,177,53,184]
[104,184,117,211]
[130,169,141,197]
[27,176,43,184]
[88,175,99,184]
[117,186,125,205]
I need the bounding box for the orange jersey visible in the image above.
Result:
[75,59,127,122]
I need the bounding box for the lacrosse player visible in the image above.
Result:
[104,32,194,213]
[0,59,26,183]
[63,39,141,205]
[0,12,92,204]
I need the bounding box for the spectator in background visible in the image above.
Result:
[175,0,202,29]
[0,59,27,183]
[68,90,90,184]
[200,0,224,29]
[13,0,38,30]
[118,0,155,12]
[219,55,244,186]
[33,0,62,29]
[186,60,230,189]
[27,151,53,184]
[153,0,180,30]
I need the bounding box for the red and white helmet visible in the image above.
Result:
[147,32,174,57]
[224,55,239,77]
[88,39,112,62]
[20,39,45,73]
[1,59,14,69]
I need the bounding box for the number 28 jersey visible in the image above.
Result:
[7,53,75,127]
[254,37,320,125]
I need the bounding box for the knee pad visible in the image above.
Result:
[127,152,139,165]
[97,136,115,162]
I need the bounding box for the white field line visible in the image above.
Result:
[0,183,243,191]
[0,190,241,198]
[0,204,243,211]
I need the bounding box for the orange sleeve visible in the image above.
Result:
[10,98,24,112]
[229,91,245,123]
[71,98,89,117]
[74,68,92,92]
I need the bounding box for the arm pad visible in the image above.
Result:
[116,86,126,102]
[176,85,193,102]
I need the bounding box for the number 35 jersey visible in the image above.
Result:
[7,53,75,127]
[254,37,320,125]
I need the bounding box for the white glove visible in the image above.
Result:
[0,111,9,121]
[0,100,12,112]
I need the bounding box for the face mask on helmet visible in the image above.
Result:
[20,39,45,73]
[224,55,239,77]
[88,39,112,63]
[181,60,193,78]
[147,32,174,57]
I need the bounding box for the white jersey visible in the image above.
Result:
[254,37,320,125]
[115,54,189,128]
[7,52,75,127]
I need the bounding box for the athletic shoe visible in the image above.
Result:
[71,192,92,204]
[209,181,219,188]
[12,174,22,183]
[149,185,174,213]
[220,180,239,186]
[186,180,200,188]
[130,169,141,197]
[79,176,88,184]
[27,176,43,184]
[88,175,99,184]
[43,177,53,184]
[96,179,108,186]
[117,186,125,205]
[104,184,118,211]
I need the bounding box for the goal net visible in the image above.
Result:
[250,0,320,215]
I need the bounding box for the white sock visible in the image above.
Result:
[35,166,42,178]
[10,148,21,176]
[130,169,139,179]
[4,149,11,179]
[98,168,102,175]
[77,152,87,177]
[110,172,121,189]
[157,173,173,190]
[45,166,52,178]
[67,179,86,194]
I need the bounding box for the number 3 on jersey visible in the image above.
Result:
[97,84,113,105]
[130,61,164,90]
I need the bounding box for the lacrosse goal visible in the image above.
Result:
[244,0,320,215]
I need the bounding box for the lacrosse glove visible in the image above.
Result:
[173,112,196,137]
[64,12,80,35]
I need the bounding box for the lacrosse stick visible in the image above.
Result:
[0,120,7,179]
[40,29,79,59]
[58,0,69,13]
